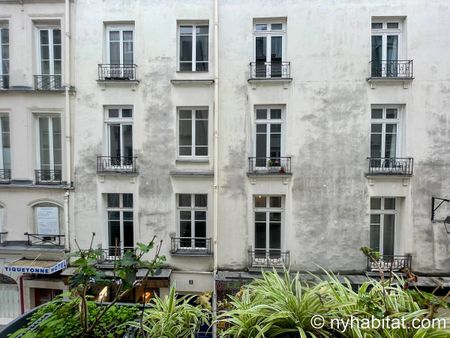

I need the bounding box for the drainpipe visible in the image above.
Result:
[64,0,71,252]
[212,0,219,336]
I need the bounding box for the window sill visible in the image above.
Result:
[170,170,214,177]
[170,79,214,86]
[176,157,209,163]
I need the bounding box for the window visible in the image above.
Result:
[370,197,396,256]
[254,195,283,258]
[371,19,403,77]
[254,107,283,168]
[370,106,401,170]
[253,21,285,77]
[177,194,207,249]
[106,193,133,253]
[0,25,9,89]
[37,116,62,181]
[104,25,135,80]
[105,107,133,167]
[0,115,10,175]
[36,27,62,88]
[178,24,208,71]
[178,108,208,157]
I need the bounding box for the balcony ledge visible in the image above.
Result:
[97,170,138,176]
[366,77,414,89]
[170,79,214,86]
[0,181,71,189]
[170,250,213,257]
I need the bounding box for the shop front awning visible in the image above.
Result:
[5,259,67,275]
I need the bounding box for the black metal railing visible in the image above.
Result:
[0,169,11,184]
[369,60,413,78]
[367,254,412,272]
[98,64,137,81]
[97,247,136,263]
[25,232,65,247]
[367,157,413,176]
[248,249,290,269]
[249,61,291,79]
[0,232,7,245]
[0,75,9,89]
[97,156,137,173]
[170,237,212,255]
[34,75,63,90]
[35,169,63,185]
[248,157,291,174]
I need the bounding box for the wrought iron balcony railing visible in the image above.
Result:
[97,156,137,173]
[35,169,62,185]
[248,249,290,269]
[0,232,7,245]
[249,61,291,79]
[369,60,413,79]
[248,157,291,174]
[0,75,9,89]
[170,237,212,256]
[98,64,137,81]
[0,169,11,184]
[367,157,413,176]
[34,75,64,90]
[25,233,65,247]
[97,247,136,263]
[367,254,412,272]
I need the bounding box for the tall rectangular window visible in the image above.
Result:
[371,19,403,77]
[254,21,285,78]
[177,194,207,249]
[370,197,396,256]
[178,24,208,71]
[105,107,133,167]
[255,107,283,168]
[0,25,9,89]
[107,193,133,254]
[37,27,62,88]
[254,195,283,258]
[107,26,134,65]
[0,115,10,172]
[178,108,208,157]
[37,116,62,181]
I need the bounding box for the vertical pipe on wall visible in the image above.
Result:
[64,0,71,251]
[212,0,219,336]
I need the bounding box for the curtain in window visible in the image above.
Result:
[386,36,398,76]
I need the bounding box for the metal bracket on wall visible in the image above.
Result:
[431,197,450,221]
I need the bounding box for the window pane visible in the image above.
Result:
[179,119,192,146]
[370,198,381,210]
[255,212,266,222]
[384,133,396,158]
[196,26,208,35]
[196,35,208,62]
[1,28,9,44]
[178,194,191,207]
[255,36,266,61]
[256,133,267,159]
[271,23,282,30]
[180,26,192,34]
[180,36,192,61]
[195,194,207,207]
[122,109,132,118]
[386,109,398,119]
[256,109,267,120]
[195,146,208,156]
[269,223,281,249]
[387,35,398,61]
[255,222,266,248]
[52,118,62,166]
[123,218,134,248]
[123,194,133,208]
[180,220,191,237]
[109,125,121,158]
[383,214,395,255]
[107,194,120,208]
[255,24,267,31]
[122,125,133,158]
[53,29,61,44]
[195,211,206,221]
[179,147,192,156]
[195,221,206,238]
[387,22,399,29]
[371,108,383,119]
[269,212,281,222]
[384,198,396,210]
[270,197,281,208]
[179,110,191,119]
[254,196,266,208]
[108,109,119,118]
[195,119,208,146]
[270,109,282,119]
[39,118,50,168]
[370,214,380,224]
[370,133,382,158]
[108,220,121,247]
[371,36,382,63]
[370,224,380,252]
[371,22,383,29]
[196,109,208,119]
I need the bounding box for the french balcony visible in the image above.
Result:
[369,60,413,79]
[170,237,212,256]
[35,169,63,185]
[97,156,137,173]
[96,247,136,266]
[248,249,290,270]
[248,157,291,175]
[98,64,137,81]
[367,157,414,176]
[34,75,64,91]
[0,169,11,184]
[25,232,65,248]
[367,254,412,272]
[0,74,9,89]
[249,61,291,80]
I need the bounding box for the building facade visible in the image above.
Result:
[0,0,449,323]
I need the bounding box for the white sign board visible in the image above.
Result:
[36,207,59,235]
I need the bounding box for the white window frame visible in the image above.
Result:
[35,26,62,76]
[105,25,135,65]
[0,24,9,82]
[106,193,134,252]
[35,114,62,179]
[253,20,286,62]
[370,197,398,256]
[177,107,209,158]
[370,105,402,159]
[104,107,133,168]
[0,114,10,170]
[254,106,285,169]
[177,22,209,72]
[177,193,208,249]
[253,195,284,252]
[371,20,403,60]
